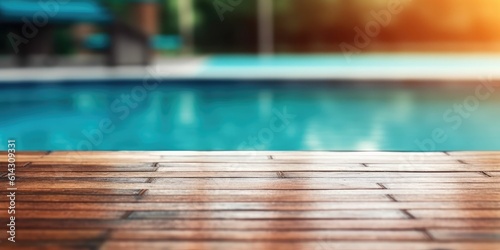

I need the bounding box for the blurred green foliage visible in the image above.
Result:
[194,0,257,53]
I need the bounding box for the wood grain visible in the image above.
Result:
[110,229,426,241]
[16,219,500,230]
[429,229,500,241]
[0,151,499,250]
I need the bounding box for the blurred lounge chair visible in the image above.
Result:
[85,34,182,52]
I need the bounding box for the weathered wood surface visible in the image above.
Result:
[0,151,499,250]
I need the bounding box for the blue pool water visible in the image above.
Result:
[1,80,500,151]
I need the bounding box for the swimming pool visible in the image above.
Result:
[1,80,499,151]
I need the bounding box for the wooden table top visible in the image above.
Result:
[1,151,500,249]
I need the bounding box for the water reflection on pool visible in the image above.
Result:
[1,80,499,151]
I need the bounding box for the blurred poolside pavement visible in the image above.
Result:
[2,54,500,82]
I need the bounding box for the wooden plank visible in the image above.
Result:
[23,162,498,172]
[13,171,486,178]
[15,229,106,241]
[487,172,500,177]
[14,177,498,184]
[448,152,500,158]
[5,190,498,204]
[17,219,500,230]
[393,194,500,202]
[110,229,426,241]
[38,153,270,163]
[3,188,499,196]
[23,161,155,167]
[459,160,500,165]
[449,157,500,161]
[7,202,500,211]
[36,157,276,164]
[0,194,140,202]
[11,180,382,190]
[383,183,500,189]
[0,189,142,195]
[128,210,409,219]
[446,152,500,164]
[17,178,150,183]
[0,162,30,169]
[269,155,456,164]
[7,194,396,203]
[0,210,125,219]
[366,164,500,172]
[40,154,162,162]
[158,163,364,172]
[448,152,500,156]
[156,177,499,184]
[155,163,499,172]
[409,210,500,219]
[0,151,469,162]
[0,194,390,203]
[100,242,500,250]
[19,164,156,172]
[4,192,500,203]
[0,244,94,250]
[429,229,500,241]
[5,151,47,162]
[144,189,500,196]
[26,163,155,167]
